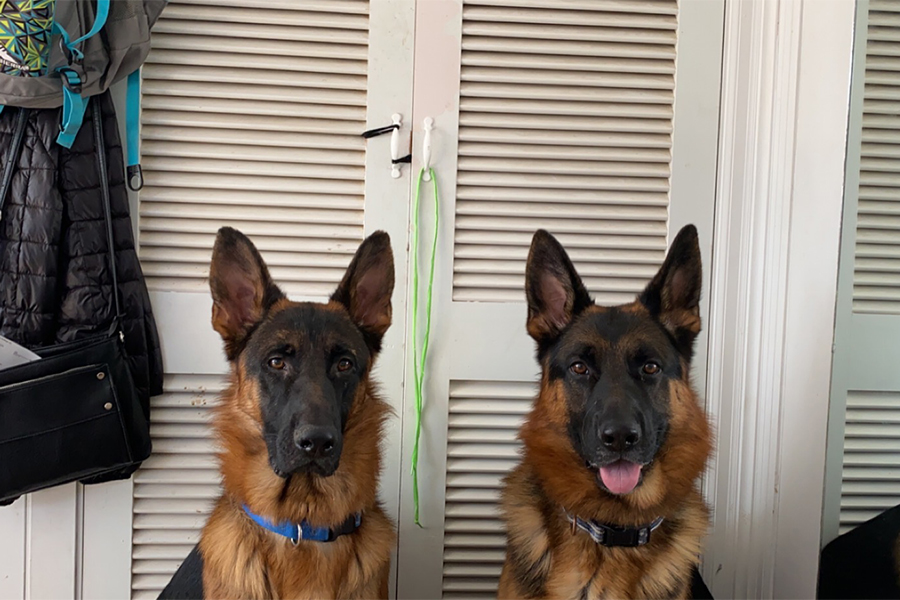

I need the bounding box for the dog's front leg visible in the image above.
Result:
[200,546,274,600]
[344,567,390,600]
[375,568,389,600]
[202,571,273,600]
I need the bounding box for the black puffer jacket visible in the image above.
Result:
[0,91,163,406]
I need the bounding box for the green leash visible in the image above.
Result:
[411,167,439,526]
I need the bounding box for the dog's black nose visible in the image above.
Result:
[294,426,337,458]
[600,422,641,453]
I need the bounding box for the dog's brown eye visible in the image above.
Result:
[642,362,661,375]
[570,362,588,376]
[268,357,285,370]
[337,358,353,372]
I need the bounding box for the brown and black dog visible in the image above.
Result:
[199,227,396,599]
[498,225,713,599]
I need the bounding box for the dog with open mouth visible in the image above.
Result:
[196,227,396,599]
[498,225,713,599]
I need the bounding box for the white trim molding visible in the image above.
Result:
[775,2,855,596]
[704,0,854,598]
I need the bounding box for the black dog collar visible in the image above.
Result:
[565,512,664,547]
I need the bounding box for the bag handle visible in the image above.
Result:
[0,109,29,219]
[90,98,123,323]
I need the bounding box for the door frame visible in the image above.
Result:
[821,0,870,546]
[705,0,855,597]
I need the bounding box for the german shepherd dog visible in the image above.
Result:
[199,227,396,599]
[498,225,713,599]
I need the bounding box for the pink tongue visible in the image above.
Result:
[599,460,642,495]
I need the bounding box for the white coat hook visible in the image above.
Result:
[422,117,434,181]
[390,113,403,179]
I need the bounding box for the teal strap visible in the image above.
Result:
[0,106,4,116]
[125,69,144,190]
[53,0,110,61]
[53,0,111,147]
[125,70,140,166]
[56,69,86,148]
[52,21,76,58]
[69,0,110,48]
[410,167,439,526]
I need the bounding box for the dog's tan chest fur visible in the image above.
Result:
[498,465,708,600]
[200,497,393,599]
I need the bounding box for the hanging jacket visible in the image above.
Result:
[0,90,163,407]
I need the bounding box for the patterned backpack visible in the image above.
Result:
[0,0,166,186]
[0,0,55,77]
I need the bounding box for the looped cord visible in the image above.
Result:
[410,167,439,527]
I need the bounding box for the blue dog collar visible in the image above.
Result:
[242,504,362,544]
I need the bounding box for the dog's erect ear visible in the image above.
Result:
[209,227,285,360]
[331,231,395,349]
[525,230,593,345]
[639,224,703,360]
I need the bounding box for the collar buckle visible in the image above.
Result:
[600,523,649,547]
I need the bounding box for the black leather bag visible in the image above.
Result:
[0,101,151,505]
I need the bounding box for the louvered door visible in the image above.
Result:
[824,0,900,543]
[77,1,415,598]
[396,1,723,598]
[138,0,370,299]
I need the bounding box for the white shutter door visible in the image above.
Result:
[453,1,674,305]
[78,1,416,598]
[133,4,370,595]
[396,1,722,598]
[131,375,224,597]
[441,381,533,596]
[853,1,900,315]
[839,391,900,534]
[825,0,900,544]
[139,0,369,297]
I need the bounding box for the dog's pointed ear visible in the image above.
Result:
[639,224,703,360]
[209,227,285,360]
[525,229,593,345]
[331,231,395,350]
